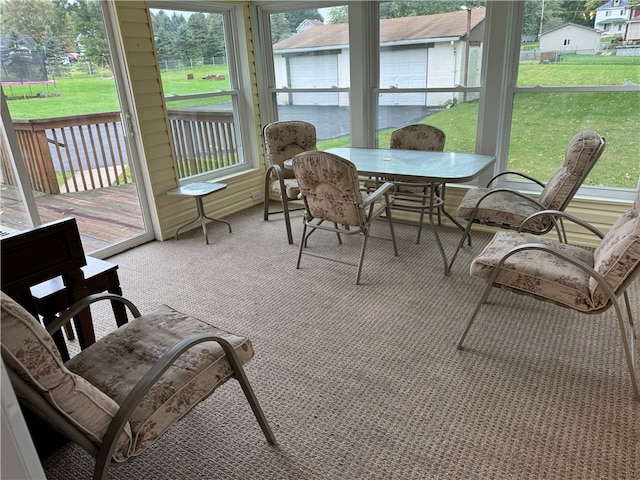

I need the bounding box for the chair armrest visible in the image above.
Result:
[518,210,605,239]
[45,293,141,336]
[486,171,546,189]
[490,242,619,308]
[362,182,394,208]
[267,164,299,200]
[94,333,254,470]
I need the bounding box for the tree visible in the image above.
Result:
[284,9,323,31]
[379,0,486,19]
[187,12,210,58]
[4,30,33,84]
[67,0,109,67]
[270,13,293,42]
[174,24,197,60]
[154,26,176,61]
[326,6,348,24]
[43,25,65,76]
[0,0,55,43]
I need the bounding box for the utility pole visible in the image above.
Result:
[461,6,472,102]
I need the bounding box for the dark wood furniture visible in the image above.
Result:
[30,256,129,340]
[1,217,94,360]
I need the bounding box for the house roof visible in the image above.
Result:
[540,22,600,36]
[273,7,485,51]
[596,0,629,10]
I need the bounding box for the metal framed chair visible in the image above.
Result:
[387,124,454,244]
[449,130,606,271]
[292,150,398,285]
[458,189,640,399]
[263,120,317,244]
[1,292,276,480]
[364,124,453,244]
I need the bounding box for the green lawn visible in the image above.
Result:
[4,58,638,189]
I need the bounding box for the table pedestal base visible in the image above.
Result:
[168,182,232,245]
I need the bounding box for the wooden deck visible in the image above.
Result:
[0,183,145,254]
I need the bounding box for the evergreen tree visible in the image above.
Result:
[174,24,197,61]
[187,12,209,58]
[43,25,65,76]
[270,13,293,42]
[5,30,33,83]
[154,26,176,61]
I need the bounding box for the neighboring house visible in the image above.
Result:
[623,4,640,43]
[595,0,629,37]
[538,23,602,55]
[296,19,323,33]
[272,7,485,108]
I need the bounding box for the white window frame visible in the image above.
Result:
[148,1,258,182]
[253,1,638,201]
[497,2,638,201]
[253,1,348,129]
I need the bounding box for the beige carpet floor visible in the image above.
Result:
[42,204,640,479]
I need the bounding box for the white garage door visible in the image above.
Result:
[380,48,427,106]
[289,54,339,105]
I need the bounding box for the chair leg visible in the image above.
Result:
[615,291,639,400]
[296,221,308,269]
[416,186,428,244]
[355,226,371,285]
[386,199,399,257]
[448,217,475,272]
[457,279,494,349]
[217,338,277,444]
[623,291,636,336]
[281,197,294,245]
[263,175,271,221]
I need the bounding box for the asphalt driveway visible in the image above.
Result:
[277,105,440,140]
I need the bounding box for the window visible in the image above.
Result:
[253,1,637,200]
[503,2,639,198]
[255,3,350,149]
[148,2,256,182]
[376,5,481,151]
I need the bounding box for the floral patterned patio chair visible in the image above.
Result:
[292,150,399,285]
[449,131,605,271]
[458,189,640,399]
[263,120,317,244]
[1,292,276,480]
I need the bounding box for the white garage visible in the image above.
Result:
[288,54,339,105]
[379,48,428,106]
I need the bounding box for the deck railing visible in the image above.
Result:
[2,110,238,194]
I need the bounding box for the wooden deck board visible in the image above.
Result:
[1,184,145,253]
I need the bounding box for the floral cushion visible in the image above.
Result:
[590,191,640,309]
[292,151,364,226]
[457,131,604,232]
[457,189,550,232]
[389,124,446,151]
[270,177,301,199]
[64,304,254,460]
[264,120,317,182]
[538,131,604,211]
[0,291,132,462]
[470,231,596,312]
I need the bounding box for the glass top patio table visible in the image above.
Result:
[325,147,496,275]
[325,147,495,183]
